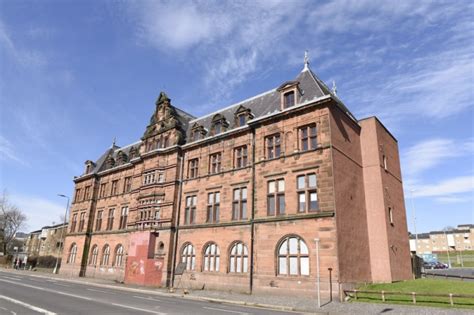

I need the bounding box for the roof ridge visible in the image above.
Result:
[188,88,277,124]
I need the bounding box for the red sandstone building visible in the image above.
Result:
[61,60,412,298]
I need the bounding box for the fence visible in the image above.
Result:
[344,289,474,307]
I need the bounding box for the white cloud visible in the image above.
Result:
[411,175,474,199]
[402,138,474,177]
[0,135,28,166]
[0,20,47,68]
[10,194,67,231]
[126,0,307,105]
[435,196,471,204]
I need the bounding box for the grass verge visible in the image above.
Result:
[351,279,474,309]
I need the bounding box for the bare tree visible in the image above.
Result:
[0,191,27,254]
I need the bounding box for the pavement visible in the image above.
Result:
[0,268,473,315]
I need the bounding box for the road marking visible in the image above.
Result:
[111,303,166,314]
[203,306,249,314]
[0,295,57,315]
[10,311,17,315]
[0,307,7,310]
[1,276,22,281]
[0,278,92,301]
[87,288,115,294]
[133,295,163,302]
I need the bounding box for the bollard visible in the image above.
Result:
[449,293,453,306]
[412,292,416,304]
[381,290,385,302]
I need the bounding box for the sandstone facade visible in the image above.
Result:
[61,64,412,298]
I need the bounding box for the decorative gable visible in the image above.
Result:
[190,122,207,141]
[141,92,187,151]
[234,105,253,127]
[210,114,229,136]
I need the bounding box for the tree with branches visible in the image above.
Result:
[0,191,27,255]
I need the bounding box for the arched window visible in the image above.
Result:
[229,242,248,273]
[101,244,110,266]
[277,236,309,276]
[114,244,124,267]
[203,242,220,272]
[89,245,98,265]
[181,243,195,271]
[68,243,77,264]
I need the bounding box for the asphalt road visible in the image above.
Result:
[0,270,299,315]
[424,267,474,281]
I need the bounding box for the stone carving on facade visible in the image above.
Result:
[142,92,186,146]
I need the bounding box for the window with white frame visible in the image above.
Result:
[229,242,248,273]
[207,192,220,223]
[114,245,124,267]
[203,243,220,272]
[232,187,247,220]
[101,245,110,266]
[277,236,309,276]
[184,196,197,225]
[181,243,196,270]
[89,245,98,265]
[267,179,285,215]
[297,174,318,212]
[68,243,77,264]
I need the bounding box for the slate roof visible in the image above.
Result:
[78,66,353,179]
[184,68,333,141]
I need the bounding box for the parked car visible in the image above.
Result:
[433,262,448,269]
[423,262,436,270]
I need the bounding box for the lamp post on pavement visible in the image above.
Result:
[409,189,418,255]
[54,194,69,274]
[314,238,321,308]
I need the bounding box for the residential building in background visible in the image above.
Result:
[61,61,412,298]
[409,224,473,254]
[25,223,68,258]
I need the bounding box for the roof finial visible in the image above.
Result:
[332,80,337,95]
[111,137,116,148]
[303,50,309,71]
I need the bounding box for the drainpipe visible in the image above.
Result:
[170,152,185,288]
[249,127,256,293]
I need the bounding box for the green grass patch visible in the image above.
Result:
[351,279,474,309]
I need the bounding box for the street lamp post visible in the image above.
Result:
[314,238,321,308]
[54,194,69,274]
[444,230,452,268]
[409,189,418,255]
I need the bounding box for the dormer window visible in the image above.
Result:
[284,91,295,108]
[210,114,228,136]
[214,122,222,135]
[192,130,201,141]
[190,123,206,142]
[84,160,95,174]
[239,115,246,126]
[129,146,138,159]
[277,81,301,110]
[234,105,253,127]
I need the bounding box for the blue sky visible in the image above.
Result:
[0,0,472,233]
